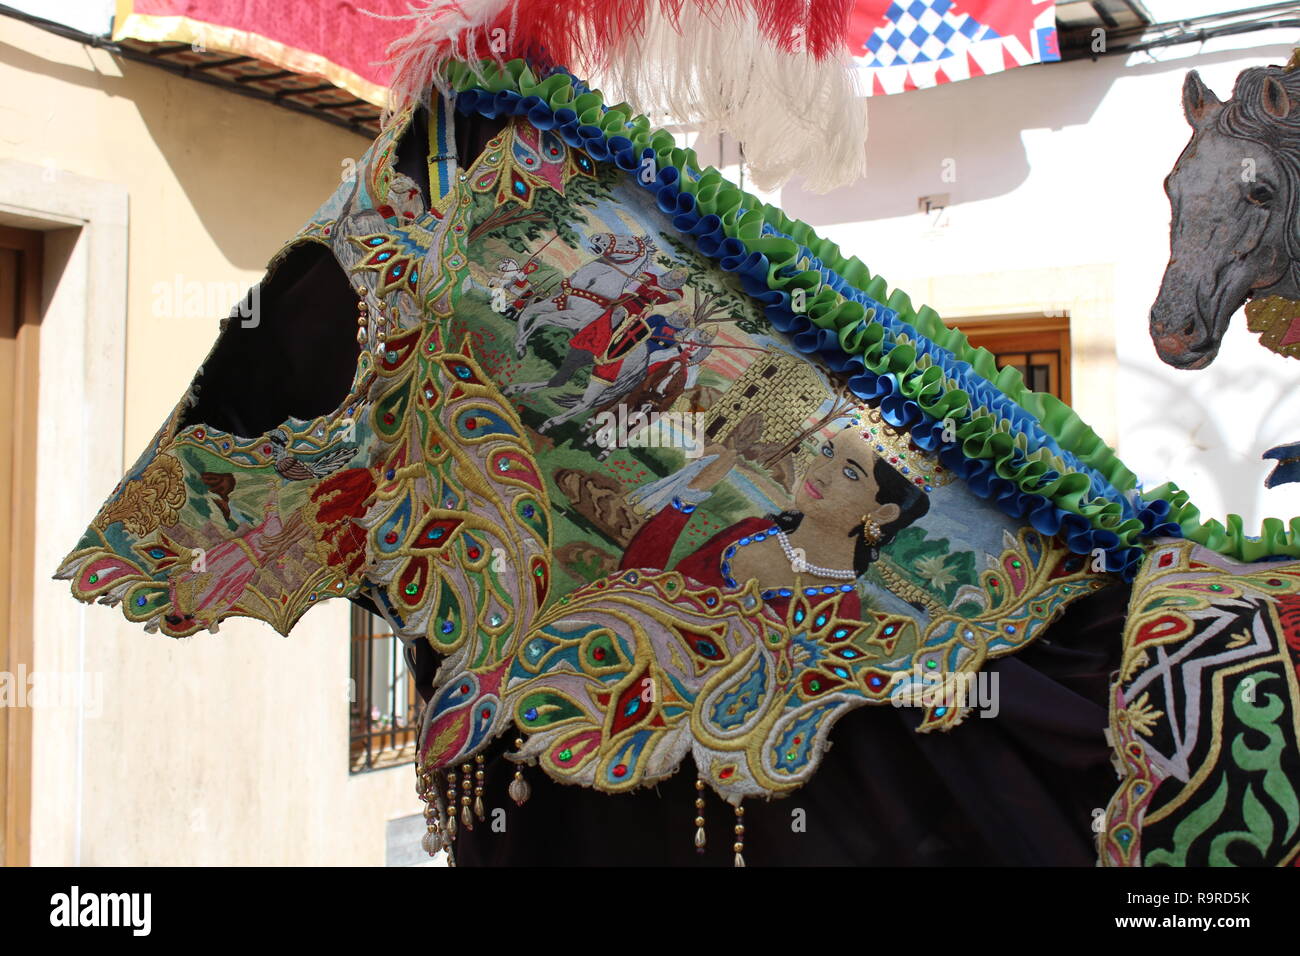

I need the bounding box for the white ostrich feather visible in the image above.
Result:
[374,1,868,193]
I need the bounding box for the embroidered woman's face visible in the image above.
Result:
[796,428,892,527]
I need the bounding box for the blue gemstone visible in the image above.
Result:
[821,586,835,594]
[794,609,806,623]
[624,699,639,716]
[738,536,751,546]
[833,668,848,678]
[815,615,827,626]
[779,588,793,597]
[803,587,818,596]
[935,707,948,717]
[753,532,766,541]
[523,505,535,517]
[524,707,538,721]
[385,469,395,480]
[833,629,847,638]
[924,485,932,492]
[842,650,857,658]
[441,620,454,634]
[839,584,854,592]
[724,546,736,558]
[705,596,716,606]
[1005,624,1016,634]
[136,595,147,607]
[761,590,776,599]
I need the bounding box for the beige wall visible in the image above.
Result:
[0,17,417,864]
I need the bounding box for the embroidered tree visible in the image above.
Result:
[659,232,765,335]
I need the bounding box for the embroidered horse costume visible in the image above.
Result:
[55,1,1300,866]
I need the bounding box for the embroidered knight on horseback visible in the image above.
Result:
[506,232,693,433]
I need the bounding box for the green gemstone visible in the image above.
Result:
[1012,560,1022,568]
[404,582,419,595]
[534,567,543,576]
[89,573,99,584]
[1210,584,1223,591]
[785,750,796,761]
[926,660,937,669]
[558,748,572,761]
[810,680,820,691]
[433,445,442,453]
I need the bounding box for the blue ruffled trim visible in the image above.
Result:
[452,82,1179,581]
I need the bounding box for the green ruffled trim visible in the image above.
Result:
[444,58,1297,563]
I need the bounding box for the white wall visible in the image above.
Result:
[1,16,419,865]
[769,28,1300,537]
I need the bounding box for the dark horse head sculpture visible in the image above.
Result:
[1151,64,1300,369]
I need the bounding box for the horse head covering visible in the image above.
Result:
[55,2,1300,866]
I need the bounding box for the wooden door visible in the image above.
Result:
[0,225,41,867]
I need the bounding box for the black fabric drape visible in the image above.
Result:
[451,580,1130,866]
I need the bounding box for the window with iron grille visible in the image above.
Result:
[349,605,419,773]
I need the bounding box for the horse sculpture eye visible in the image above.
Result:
[1248,184,1275,206]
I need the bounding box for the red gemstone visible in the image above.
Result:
[612,764,627,777]
[793,736,802,745]
[460,684,470,694]
[467,548,480,559]
[593,647,606,661]
[719,767,734,779]
[1157,552,1174,567]
[465,417,477,429]
[383,413,395,425]
[194,429,205,440]
[262,445,272,455]
[385,532,398,544]
[480,708,490,720]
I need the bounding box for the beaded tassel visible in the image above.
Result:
[460,762,474,831]
[508,737,531,806]
[444,771,458,841]
[473,754,486,822]
[694,777,707,853]
[734,804,746,868]
[416,767,441,857]
[355,285,368,345]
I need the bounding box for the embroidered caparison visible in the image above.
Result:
[54,49,1300,868]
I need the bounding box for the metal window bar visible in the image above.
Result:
[349,605,419,773]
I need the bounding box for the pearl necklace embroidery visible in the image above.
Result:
[719,525,858,602]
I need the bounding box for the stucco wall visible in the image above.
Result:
[1,16,417,865]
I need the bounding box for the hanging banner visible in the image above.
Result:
[850,0,1060,95]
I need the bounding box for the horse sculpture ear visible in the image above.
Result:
[1262,76,1292,119]
[1183,70,1222,128]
